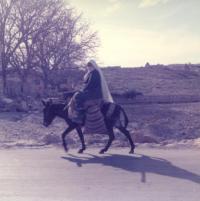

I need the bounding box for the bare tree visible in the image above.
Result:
[1,0,98,96]
[33,2,99,90]
[0,0,18,94]
[10,0,66,94]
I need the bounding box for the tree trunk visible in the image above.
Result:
[43,72,49,97]
[1,55,8,95]
[20,74,28,99]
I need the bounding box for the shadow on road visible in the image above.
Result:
[62,153,200,184]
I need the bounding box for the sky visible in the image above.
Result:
[66,0,200,67]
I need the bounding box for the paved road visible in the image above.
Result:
[0,147,199,201]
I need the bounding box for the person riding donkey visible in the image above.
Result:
[67,60,114,124]
[43,60,135,153]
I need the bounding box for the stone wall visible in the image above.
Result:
[0,68,84,99]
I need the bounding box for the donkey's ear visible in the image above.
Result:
[41,99,46,106]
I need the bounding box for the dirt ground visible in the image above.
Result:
[0,102,200,148]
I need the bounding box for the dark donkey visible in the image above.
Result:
[42,98,135,154]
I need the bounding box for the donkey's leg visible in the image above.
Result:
[76,126,86,154]
[118,127,135,154]
[62,125,76,152]
[99,129,115,154]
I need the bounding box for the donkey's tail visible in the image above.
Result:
[119,106,129,128]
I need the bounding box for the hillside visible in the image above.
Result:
[103,65,200,96]
[1,64,200,102]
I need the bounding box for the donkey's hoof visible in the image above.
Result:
[99,149,106,154]
[129,149,134,154]
[64,147,69,153]
[78,149,84,154]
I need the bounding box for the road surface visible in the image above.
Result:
[0,147,199,201]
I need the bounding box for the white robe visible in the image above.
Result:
[88,60,114,103]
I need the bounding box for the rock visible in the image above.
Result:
[15,101,29,112]
[194,138,200,148]
[0,96,16,111]
[0,96,31,112]
[42,134,61,145]
[132,131,159,144]
[0,97,14,104]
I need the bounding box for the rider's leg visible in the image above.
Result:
[71,91,86,124]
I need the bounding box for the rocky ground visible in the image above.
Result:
[0,102,200,150]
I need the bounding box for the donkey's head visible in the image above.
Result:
[42,99,55,127]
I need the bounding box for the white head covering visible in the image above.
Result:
[88,60,114,103]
